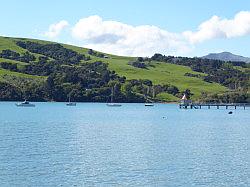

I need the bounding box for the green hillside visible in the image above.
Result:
[0,36,247,102]
[61,43,227,99]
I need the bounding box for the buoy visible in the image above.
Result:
[228,111,233,114]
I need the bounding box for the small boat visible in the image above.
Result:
[228,111,233,114]
[106,103,122,107]
[107,86,122,107]
[144,86,154,106]
[15,100,35,107]
[66,96,76,106]
[145,103,154,106]
[66,102,76,106]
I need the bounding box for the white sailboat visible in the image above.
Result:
[15,100,35,107]
[107,86,122,107]
[145,103,154,106]
[145,86,154,106]
[66,95,76,106]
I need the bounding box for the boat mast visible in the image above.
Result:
[111,86,114,103]
[146,86,150,102]
[152,86,155,99]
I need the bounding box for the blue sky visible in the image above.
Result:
[1,0,250,57]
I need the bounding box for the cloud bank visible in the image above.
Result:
[44,11,250,56]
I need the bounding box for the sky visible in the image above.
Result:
[1,0,250,57]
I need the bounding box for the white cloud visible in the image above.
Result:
[43,11,250,56]
[71,15,191,56]
[183,11,250,44]
[44,20,69,38]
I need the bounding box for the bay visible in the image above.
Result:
[0,102,249,186]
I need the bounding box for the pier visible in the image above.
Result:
[179,103,250,110]
[179,94,249,110]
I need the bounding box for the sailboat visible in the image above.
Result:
[14,85,35,107]
[145,102,154,107]
[66,95,76,106]
[107,86,122,107]
[145,86,154,106]
[16,99,35,107]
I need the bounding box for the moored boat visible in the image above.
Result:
[66,102,76,106]
[15,100,35,107]
[66,94,76,106]
[145,103,154,106]
[144,86,154,106]
[107,86,122,107]
[106,103,122,107]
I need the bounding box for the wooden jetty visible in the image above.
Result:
[179,102,250,110]
[179,94,249,109]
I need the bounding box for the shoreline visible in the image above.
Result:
[0,100,179,104]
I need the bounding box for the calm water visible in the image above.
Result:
[0,102,249,187]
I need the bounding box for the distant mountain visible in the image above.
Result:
[202,52,250,63]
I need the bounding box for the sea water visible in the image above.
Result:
[0,102,249,186]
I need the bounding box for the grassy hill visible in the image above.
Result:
[0,36,241,102]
